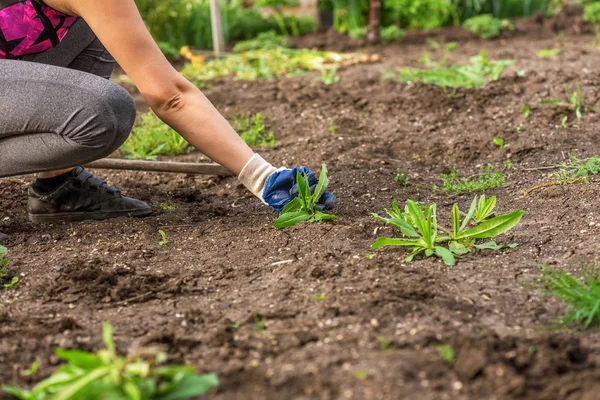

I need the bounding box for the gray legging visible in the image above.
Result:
[0,20,136,178]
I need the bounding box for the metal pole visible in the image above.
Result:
[209,0,225,58]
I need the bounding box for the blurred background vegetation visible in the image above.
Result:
[135,0,567,55]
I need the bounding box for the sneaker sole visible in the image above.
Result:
[28,208,153,223]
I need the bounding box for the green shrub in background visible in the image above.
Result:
[584,2,600,35]
[322,0,558,37]
[463,14,514,38]
[381,25,407,41]
[135,0,316,52]
[383,0,456,29]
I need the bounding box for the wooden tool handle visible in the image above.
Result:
[85,158,233,176]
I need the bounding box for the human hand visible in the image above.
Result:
[238,154,336,212]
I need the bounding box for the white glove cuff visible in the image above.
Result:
[238,154,277,203]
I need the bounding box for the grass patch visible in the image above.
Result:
[463,14,514,39]
[440,164,504,194]
[537,48,561,58]
[398,50,514,91]
[540,82,593,120]
[120,112,191,160]
[535,265,600,330]
[181,46,363,82]
[231,113,276,147]
[525,154,600,195]
[550,154,600,184]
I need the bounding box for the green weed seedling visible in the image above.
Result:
[2,322,218,400]
[0,245,17,289]
[537,48,560,58]
[399,50,514,92]
[0,245,7,271]
[371,196,522,266]
[493,137,506,148]
[121,112,191,160]
[522,106,531,118]
[540,82,593,120]
[440,164,504,194]
[551,154,600,184]
[254,314,266,333]
[312,292,326,301]
[436,344,455,363]
[394,171,409,186]
[320,64,340,85]
[274,164,336,229]
[504,160,514,169]
[377,336,393,351]
[561,116,568,128]
[328,120,337,136]
[159,196,176,212]
[463,14,514,39]
[535,265,600,330]
[158,230,168,246]
[525,154,600,195]
[232,113,276,147]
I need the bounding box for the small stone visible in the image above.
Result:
[41,234,52,241]
[53,265,65,271]
[370,318,379,328]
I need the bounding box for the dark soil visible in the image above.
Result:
[3,9,600,400]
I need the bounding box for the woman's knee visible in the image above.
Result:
[67,81,136,157]
[103,82,136,150]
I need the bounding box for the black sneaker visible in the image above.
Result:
[28,167,153,223]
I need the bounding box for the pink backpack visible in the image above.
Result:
[0,0,77,59]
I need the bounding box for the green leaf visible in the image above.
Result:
[154,374,219,400]
[55,349,104,370]
[475,195,496,222]
[313,211,336,222]
[28,366,84,398]
[280,197,303,214]
[311,164,329,209]
[451,204,460,237]
[457,210,523,240]
[474,241,519,250]
[274,211,311,229]
[2,386,31,400]
[102,322,115,357]
[435,246,456,266]
[123,381,142,400]
[53,366,113,400]
[372,214,419,238]
[296,171,310,207]
[371,237,422,249]
[406,201,427,237]
[448,241,469,255]
[156,365,196,380]
[460,196,478,232]
[405,248,424,263]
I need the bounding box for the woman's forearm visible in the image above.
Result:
[151,81,254,175]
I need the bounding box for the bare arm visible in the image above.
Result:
[46,0,254,174]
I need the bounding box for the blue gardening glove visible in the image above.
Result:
[238,154,336,212]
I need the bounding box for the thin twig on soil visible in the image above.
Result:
[524,177,587,196]
[113,292,154,306]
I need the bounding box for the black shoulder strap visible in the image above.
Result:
[0,0,24,8]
